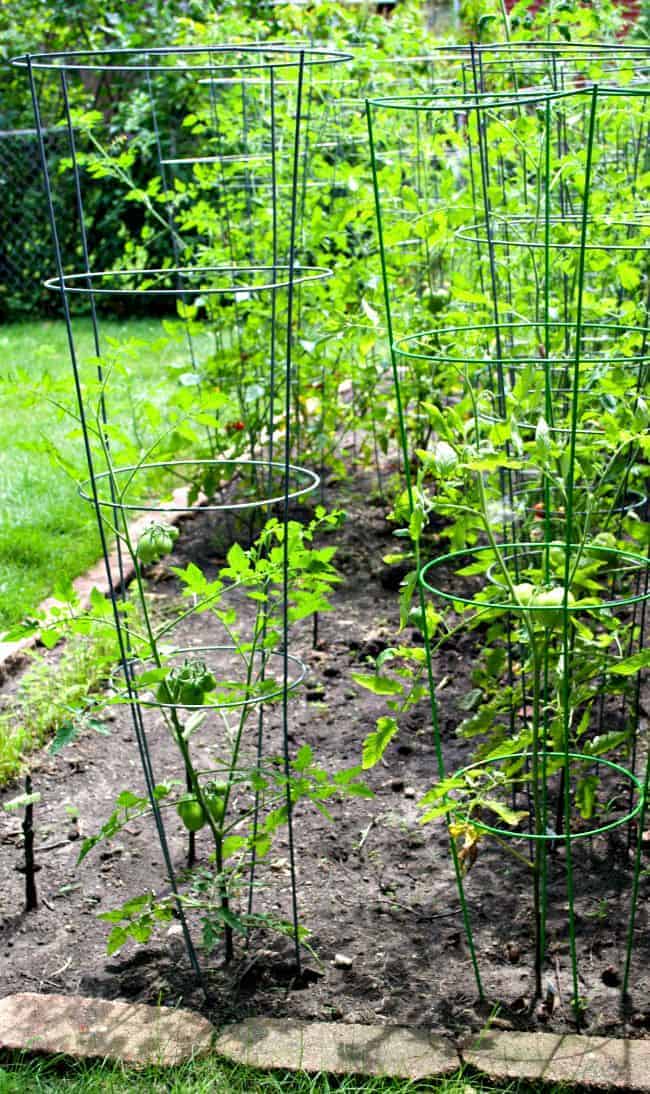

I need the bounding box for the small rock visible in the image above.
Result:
[166,924,184,938]
[270,857,289,871]
[403,786,416,799]
[343,690,357,700]
[630,1011,650,1028]
[505,941,521,964]
[333,953,353,970]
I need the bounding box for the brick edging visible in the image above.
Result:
[213,1017,650,1090]
[1,995,649,1088]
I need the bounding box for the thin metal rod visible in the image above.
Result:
[560,83,599,1027]
[282,51,307,975]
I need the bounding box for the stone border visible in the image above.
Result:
[0,993,214,1067]
[1,998,649,1089]
[0,486,203,676]
[214,1017,460,1080]
[215,1017,650,1090]
[461,1029,650,1090]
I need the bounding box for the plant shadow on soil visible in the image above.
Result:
[0,469,649,1039]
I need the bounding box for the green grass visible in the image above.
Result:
[0,1055,571,1093]
[0,317,199,631]
[0,627,119,783]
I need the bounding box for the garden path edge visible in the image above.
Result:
[2,996,650,1089]
[0,486,205,677]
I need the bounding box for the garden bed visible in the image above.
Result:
[0,470,649,1040]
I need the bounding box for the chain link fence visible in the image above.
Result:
[0,127,76,318]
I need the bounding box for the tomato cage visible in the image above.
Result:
[14,43,350,996]
[367,74,650,1024]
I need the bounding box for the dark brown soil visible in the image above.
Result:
[1,469,649,1039]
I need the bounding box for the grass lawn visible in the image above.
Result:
[0,316,206,631]
[0,1055,570,1092]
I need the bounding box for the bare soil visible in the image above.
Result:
[1,469,649,1039]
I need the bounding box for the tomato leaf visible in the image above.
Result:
[362,716,399,769]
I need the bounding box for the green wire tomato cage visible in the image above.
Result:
[16,42,350,994]
[368,55,650,1022]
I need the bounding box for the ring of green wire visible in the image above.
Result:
[420,541,650,613]
[448,751,644,841]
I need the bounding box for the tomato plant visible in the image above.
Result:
[365,67,650,1019]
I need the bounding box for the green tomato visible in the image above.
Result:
[157,660,217,707]
[136,522,179,565]
[511,584,575,628]
[156,679,175,705]
[178,681,206,706]
[206,794,226,825]
[205,780,228,824]
[531,587,576,629]
[511,582,535,607]
[426,286,451,314]
[176,796,207,832]
[136,538,158,566]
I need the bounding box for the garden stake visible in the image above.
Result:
[23,774,38,913]
[367,96,485,1001]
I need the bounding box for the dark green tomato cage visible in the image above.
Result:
[368,49,650,1022]
[18,43,351,991]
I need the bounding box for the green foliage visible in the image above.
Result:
[68,503,369,958]
[2,0,647,1007]
[0,625,118,784]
